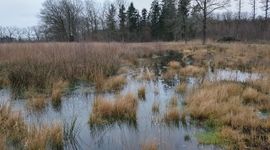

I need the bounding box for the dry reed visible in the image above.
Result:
[185,81,270,149]
[89,93,138,126]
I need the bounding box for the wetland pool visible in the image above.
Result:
[0,68,262,150]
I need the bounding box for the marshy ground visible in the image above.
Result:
[0,41,270,150]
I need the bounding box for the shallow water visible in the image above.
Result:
[207,68,262,82]
[0,68,262,150]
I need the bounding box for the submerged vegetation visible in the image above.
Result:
[141,140,158,150]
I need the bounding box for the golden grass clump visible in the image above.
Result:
[168,61,181,69]
[0,104,64,149]
[152,100,160,113]
[179,65,206,76]
[138,86,146,100]
[185,82,270,149]
[219,127,245,149]
[0,104,27,146]
[162,69,178,80]
[242,87,259,103]
[27,95,48,112]
[101,75,126,92]
[164,107,181,123]
[0,136,6,150]
[249,78,270,94]
[163,96,181,123]
[52,80,69,105]
[141,140,158,150]
[0,75,9,88]
[176,82,187,93]
[138,70,155,81]
[89,93,138,125]
[169,96,178,107]
[26,123,63,150]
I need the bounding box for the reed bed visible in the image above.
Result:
[0,103,64,150]
[0,42,181,95]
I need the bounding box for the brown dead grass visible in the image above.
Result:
[168,61,181,70]
[89,93,138,125]
[169,96,178,107]
[26,123,63,150]
[0,76,9,88]
[27,95,48,112]
[99,75,126,92]
[0,104,63,149]
[0,104,27,146]
[0,136,6,150]
[141,139,158,150]
[162,69,178,80]
[138,69,155,81]
[176,82,187,93]
[51,80,69,106]
[185,81,270,149]
[152,100,160,113]
[163,96,181,123]
[138,86,146,100]
[179,65,206,76]
[164,107,181,123]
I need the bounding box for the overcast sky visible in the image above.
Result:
[0,0,263,28]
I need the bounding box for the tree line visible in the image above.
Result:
[0,0,270,44]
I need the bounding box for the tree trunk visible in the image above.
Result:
[202,1,207,45]
[252,0,256,20]
[266,0,269,20]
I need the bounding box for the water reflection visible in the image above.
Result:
[0,68,262,150]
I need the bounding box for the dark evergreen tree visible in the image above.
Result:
[141,8,148,27]
[127,3,139,32]
[178,0,190,42]
[106,4,117,40]
[140,8,151,41]
[119,4,127,41]
[160,0,177,41]
[127,2,140,40]
[149,0,161,40]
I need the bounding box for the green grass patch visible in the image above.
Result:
[196,130,222,145]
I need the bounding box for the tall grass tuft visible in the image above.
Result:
[64,117,80,150]
[0,103,64,149]
[51,80,69,107]
[27,94,48,112]
[185,82,270,149]
[99,75,126,92]
[138,86,146,100]
[89,93,138,126]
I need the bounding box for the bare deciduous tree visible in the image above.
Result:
[6,27,16,40]
[250,0,256,20]
[40,0,83,41]
[84,0,100,40]
[194,0,230,44]
[261,0,270,20]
